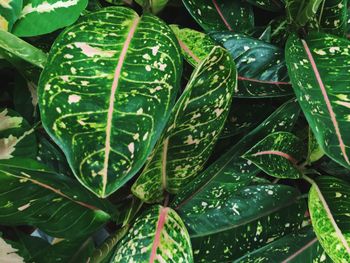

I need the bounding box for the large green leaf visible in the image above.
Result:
[233,227,331,262]
[177,183,306,262]
[0,30,47,68]
[0,108,37,160]
[38,7,182,198]
[172,99,300,209]
[0,0,22,31]
[211,32,292,98]
[0,158,113,238]
[182,0,254,33]
[111,205,193,262]
[317,0,348,36]
[243,132,305,179]
[12,0,88,37]
[309,176,350,262]
[286,32,350,169]
[132,46,237,203]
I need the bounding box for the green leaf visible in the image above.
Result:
[0,0,22,31]
[177,184,306,262]
[307,128,324,163]
[286,0,323,26]
[286,32,350,169]
[317,0,348,36]
[233,227,331,262]
[132,46,237,203]
[135,0,169,13]
[0,108,37,160]
[0,158,113,238]
[308,176,350,262]
[170,25,215,67]
[38,7,183,198]
[0,30,47,68]
[172,99,300,209]
[111,205,193,262]
[246,0,283,12]
[182,0,254,33]
[12,0,88,37]
[211,32,292,98]
[243,132,305,179]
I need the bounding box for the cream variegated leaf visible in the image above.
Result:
[38,7,182,197]
[112,205,193,263]
[132,46,237,203]
[0,108,37,160]
[0,0,22,31]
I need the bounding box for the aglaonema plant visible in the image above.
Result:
[0,0,350,261]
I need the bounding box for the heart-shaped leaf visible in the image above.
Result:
[308,176,350,262]
[243,132,305,179]
[0,108,36,160]
[177,183,306,262]
[111,205,193,262]
[211,32,292,98]
[12,0,88,36]
[132,46,237,203]
[0,0,22,31]
[286,32,350,169]
[233,227,331,262]
[38,7,183,197]
[0,158,113,238]
[182,0,254,32]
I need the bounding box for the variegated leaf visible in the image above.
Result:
[0,158,114,238]
[286,32,350,169]
[233,227,331,263]
[308,127,324,163]
[177,184,306,262]
[172,99,300,209]
[286,0,323,26]
[170,25,215,67]
[0,29,47,68]
[0,0,22,31]
[211,32,292,98]
[38,7,182,197]
[182,0,254,33]
[317,0,347,36]
[111,205,193,263]
[308,176,350,262]
[0,108,36,160]
[243,132,305,179]
[132,46,237,203]
[12,0,88,37]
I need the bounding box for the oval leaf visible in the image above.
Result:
[38,7,182,197]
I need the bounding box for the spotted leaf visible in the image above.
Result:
[0,158,114,238]
[177,184,306,262]
[243,132,305,179]
[182,0,254,33]
[172,99,300,210]
[286,0,323,26]
[111,205,193,263]
[233,226,331,263]
[286,32,350,169]
[131,46,237,203]
[0,0,22,31]
[38,7,182,197]
[0,108,36,160]
[309,176,350,262]
[12,0,88,37]
[317,0,348,36]
[211,32,292,98]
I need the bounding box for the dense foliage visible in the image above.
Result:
[0,0,350,262]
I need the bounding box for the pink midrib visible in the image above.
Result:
[212,0,232,31]
[149,207,169,263]
[252,150,298,164]
[301,39,350,165]
[281,238,317,263]
[101,17,140,196]
[177,39,290,86]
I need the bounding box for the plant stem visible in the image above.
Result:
[302,174,316,185]
[89,225,129,263]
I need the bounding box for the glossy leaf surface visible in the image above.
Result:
[0,0,22,31]
[286,32,350,169]
[38,7,182,197]
[132,46,237,203]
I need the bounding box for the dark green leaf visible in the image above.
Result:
[318,0,348,36]
[246,0,283,12]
